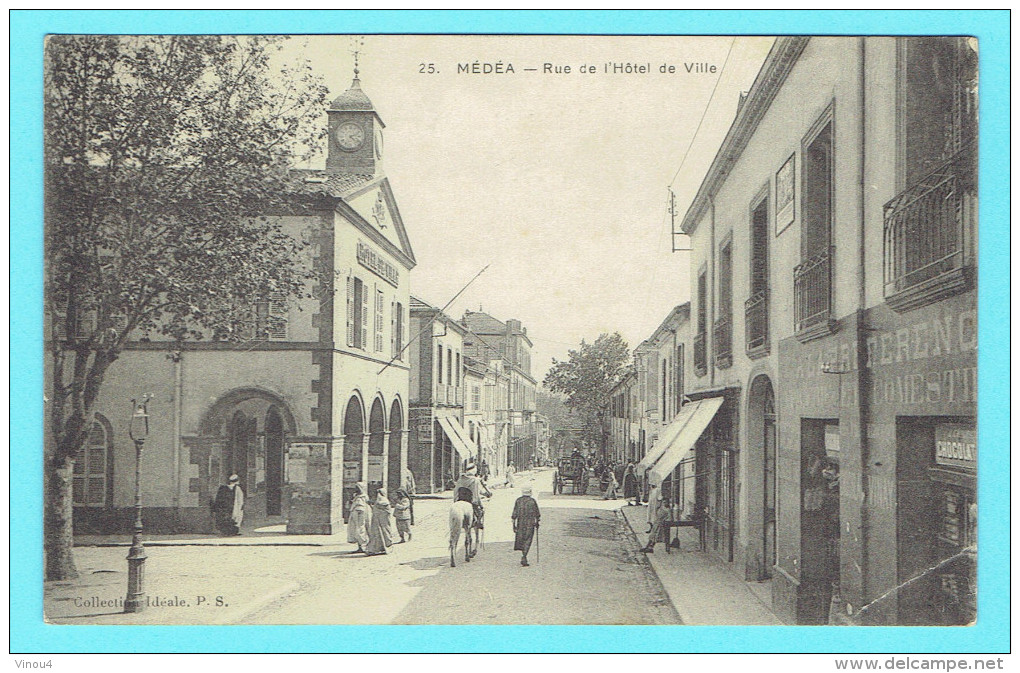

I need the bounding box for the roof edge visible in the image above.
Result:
[679,37,809,236]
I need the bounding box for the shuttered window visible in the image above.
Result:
[374,286,384,352]
[346,277,356,347]
[390,301,405,360]
[266,292,288,340]
[73,419,110,507]
[360,279,370,350]
[349,277,370,349]
[390,300,397,357]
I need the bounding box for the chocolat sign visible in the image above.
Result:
[935,424,976,470]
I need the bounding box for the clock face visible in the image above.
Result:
[374,128,383,159]
[335,122,365,151]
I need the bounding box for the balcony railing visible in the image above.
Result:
[794,248,832,334]
[713,314,732,368]
[693,332,707,377]
[883,146,975,310]
[744,289,769,354]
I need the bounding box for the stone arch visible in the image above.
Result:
[387,398,404,494]
[198,388,297,522]
[342,394,366,520]
[746,373,777,581]
[367,396,386,496]
[199,387,297,437]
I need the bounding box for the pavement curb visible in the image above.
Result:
[620,507,782,625]
[617,508,686,625]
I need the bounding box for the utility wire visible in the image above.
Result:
[376,263,490,375]
[668,37,736,189]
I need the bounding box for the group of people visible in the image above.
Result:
[213,461,542,567]
[347,480,415,556]
[599,462,640,505]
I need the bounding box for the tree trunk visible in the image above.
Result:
[44,457,78,581]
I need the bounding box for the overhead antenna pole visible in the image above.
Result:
[670,187,691,252]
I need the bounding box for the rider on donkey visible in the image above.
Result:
[453,459,491,557]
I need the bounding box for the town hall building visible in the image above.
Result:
[65,71,417,536]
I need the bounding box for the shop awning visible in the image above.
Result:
[648,397,725,486]
[437,416,476,460]
[636,401,702,472]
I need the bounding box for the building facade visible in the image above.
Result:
[608,368,638,464]
[461,311,538,470]
[407,297,475,493]
[65,73,417,536]
[678,36,977,624]
[463,355,511,480]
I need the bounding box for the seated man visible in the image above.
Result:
[454,460,492,531]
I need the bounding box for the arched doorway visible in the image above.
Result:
[265,406,284,516]
[388,400,403,494]
[228,410,257,495]
[368,398,386,498]
[199,388,296,526]
[343,396,365,520]
[748,375,777,580]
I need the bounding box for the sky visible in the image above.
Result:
[286,35,774,381]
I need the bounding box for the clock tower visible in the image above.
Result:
[326,68,385,175]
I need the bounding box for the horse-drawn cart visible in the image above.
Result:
[552,456,589,494]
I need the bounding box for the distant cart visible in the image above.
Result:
[552,456,589,495]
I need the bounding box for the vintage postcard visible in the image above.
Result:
[16,11,1008,656]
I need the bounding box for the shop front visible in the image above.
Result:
[775,291,976,625]
[863,293,977,625]
[683,389,740,565]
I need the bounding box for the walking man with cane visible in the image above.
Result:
[512,484,541,567]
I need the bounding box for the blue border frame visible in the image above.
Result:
[11,10,1009,653]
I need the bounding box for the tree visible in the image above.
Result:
[44,35,328,580]
[542,333,630,458]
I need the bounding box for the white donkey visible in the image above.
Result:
[448,499,474,567]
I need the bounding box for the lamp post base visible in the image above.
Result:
[124,539,147,613]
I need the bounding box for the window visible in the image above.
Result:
[675,343,684,411]
[715,241,733,367]
[447,347,453,386]
[73,417,110,507]
[472,385,481,411]
[455,352,461,387]
[374,287,384,352]
[884,38,977,310]
[694,270,708,376]
[661,359,668,419]
[347,277,369,349]
[437,343,443,384]
[747,190,770,354]
[260,292,288,340]
[795,109,835,337]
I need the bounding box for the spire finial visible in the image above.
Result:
[350,36,364,79]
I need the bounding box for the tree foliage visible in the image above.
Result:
[43,35,328,579]
[542,333,630,452]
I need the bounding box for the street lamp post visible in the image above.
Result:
[124,395,151,613]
